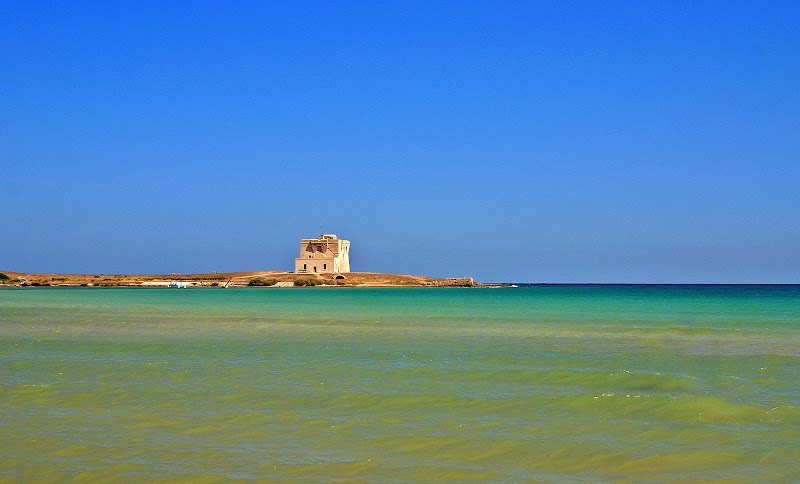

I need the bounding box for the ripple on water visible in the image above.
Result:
[1,286,799,481]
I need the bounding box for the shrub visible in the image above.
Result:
[293,277,327,287]
[248,277,278,286]
[0,273,8,280]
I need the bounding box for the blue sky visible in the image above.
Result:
[1,1,798,282]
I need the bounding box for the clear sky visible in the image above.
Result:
[1,1,798,283]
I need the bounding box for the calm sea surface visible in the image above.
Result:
[1,285,799,482]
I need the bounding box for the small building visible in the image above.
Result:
[295,234,350,274]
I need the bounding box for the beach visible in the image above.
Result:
[1,285,799,481]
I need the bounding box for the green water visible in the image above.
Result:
[1,285,799,482]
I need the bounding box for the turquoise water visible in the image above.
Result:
[1,285,799,481]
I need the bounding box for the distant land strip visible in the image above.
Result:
[0,271,486,288]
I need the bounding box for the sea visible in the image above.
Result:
[1,285,799,482]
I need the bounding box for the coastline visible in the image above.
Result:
[0,270,484,288]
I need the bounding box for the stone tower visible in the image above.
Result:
[294,234,350,274]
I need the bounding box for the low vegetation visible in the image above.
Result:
[0,273,20,284]
[293,277,328,287]
[248,277,278,287]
